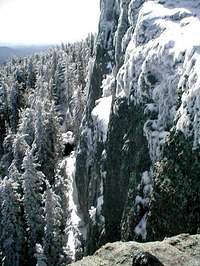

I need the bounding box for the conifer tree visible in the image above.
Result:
[12,133,29,172]
[33,99,61,184]
[35,244,47,266]
[0,177,26,266]
[27,58,36,89]
[7,80,20,133]
[43,183,63,266]
[18,107,35,146]
[22,149,45,260]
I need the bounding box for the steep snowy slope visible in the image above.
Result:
[74,0,200,254]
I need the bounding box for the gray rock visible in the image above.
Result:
[70,234,200,266]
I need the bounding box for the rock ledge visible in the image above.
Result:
[71,234,200,266]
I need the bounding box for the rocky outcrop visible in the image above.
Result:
[75,0,120,254]
[70,234,200,266]
[74,0,200,257]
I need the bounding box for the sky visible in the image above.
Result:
[0,0,100,45]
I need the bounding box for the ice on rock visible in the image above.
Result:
[135,195,143,206]
[135,213,147,241]
[141,171,153,198]
[62,131,74,145]
[106,62,113,72]
[65,152,85,261]
[65,153,80,226]
[101,74,115,97]
[92,96,112,143]
[144,120,169,162]
[141,171,151,186]
[89,206,97,223]
[134,171,152,240]
[115,0,200,161]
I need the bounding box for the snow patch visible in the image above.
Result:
[65,152,85,261]
[92,96,112,143]
[135,213,147,240]
[62,131,74,145]
[102,74,115,97]
[134,171,152,240]
[89,206,96,223]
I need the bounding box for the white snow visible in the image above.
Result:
[101,74,115,97]
[97,195,104,214]
[134,171,152,240]
[62,131,74,145]
[115,0,200,160]
[89,206,96,223]
[96,180,104,219]
[67,230,75,260]
[142,171,153,198]
[91,96,112,143]
[134,213,147,240]
[66,153,80,226]
[89,196,104,225]
[65,152,84,261]
[106,62,112,71]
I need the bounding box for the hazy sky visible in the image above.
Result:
[0,0,100,45]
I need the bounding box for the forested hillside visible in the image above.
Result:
[0,35,95,265]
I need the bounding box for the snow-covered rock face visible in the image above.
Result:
[65,152,83,261]
[98,0,119,49]
[116,0,200,161]
[76,0,200,254]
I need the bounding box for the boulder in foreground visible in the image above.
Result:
[70,234,200,266]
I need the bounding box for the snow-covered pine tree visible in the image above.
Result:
[53,57,66,106]
[8,162,22,189]
[22,149,45,262]
[0,177,26,266]
[33,99,61,184]
[35,244,47,266]
[27,57,36,90]
[43,182,63,266]
[6,79,20,133]
[0,36,94,265]
[17,107,35,147]
[12,133,29,172]
[71,85,85,142]
[54,161,69,231]
[0,82,7,156]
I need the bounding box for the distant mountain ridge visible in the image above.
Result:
[0,45,51,63]
[0,47,17,63]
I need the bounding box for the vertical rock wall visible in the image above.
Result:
[75,0,200,255]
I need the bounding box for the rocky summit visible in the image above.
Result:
[71,234,200,266]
